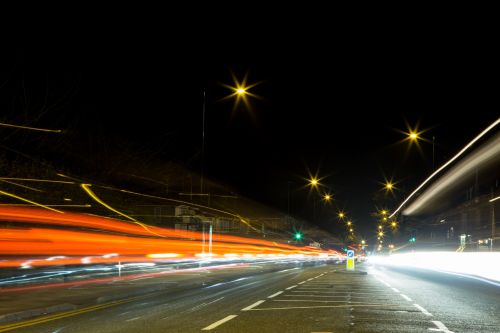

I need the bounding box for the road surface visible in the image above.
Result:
[1,261,499,332]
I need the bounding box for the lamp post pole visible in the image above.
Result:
[201,89,206,194]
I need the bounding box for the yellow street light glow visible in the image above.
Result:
[381,210,388,215]
[383,217,388,221]
[391,221,397,227]
[323,194,331,201]
[378,225,383,229]
[338,212,345,219]
[409,132,419,140]
[347,221,352,226]
[361,240,366,244]
[349,228,353,232]
[385,182,393,190]
[309,178,319,187]
[221,71,260,111]
[378,231,384,237]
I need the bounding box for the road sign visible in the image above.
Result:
[346,250,355,271]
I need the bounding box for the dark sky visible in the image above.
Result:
[1,44,498,236]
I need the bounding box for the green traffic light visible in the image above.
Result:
[295,233,302,240]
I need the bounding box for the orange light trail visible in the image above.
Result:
[0,207,340,268]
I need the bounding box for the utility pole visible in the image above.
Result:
[201,89,206,194]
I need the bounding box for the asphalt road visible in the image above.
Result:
[1,261,499,332]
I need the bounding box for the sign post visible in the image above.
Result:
[346,250,355,271]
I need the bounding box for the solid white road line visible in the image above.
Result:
[400,294,412,302]
[429,320,455,333]
[241,300,266,311]
[126,317,141,322]
[202,315,238,330]
[268,291,284,298]
[298,281,306,284]
[391,287,400,293]
[286,285,297,290]
[413,303,432,316]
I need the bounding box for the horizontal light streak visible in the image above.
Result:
[369,252,500,283]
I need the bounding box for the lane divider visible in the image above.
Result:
[413,303,432,316]
[202,315,238,330]
[241,300,265,311]
[268,291,283,299]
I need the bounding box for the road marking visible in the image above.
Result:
[273,300,379,303]
[201,315,238,330]
[428,320,455,332]
[126,316,141,322]
[413,303,432,316]
[400,294,412,302]
[307,278,314,281]
[117,311,132,316]
[249,304,404,311]
[298,281,306,284]
[0,296,139,332]
[268,291,284,298]
[391,287,400,293]
[241,300,266,311]
[286,285,297,290]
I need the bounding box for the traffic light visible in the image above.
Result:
[409,237,416,243]
[294,232,302,240]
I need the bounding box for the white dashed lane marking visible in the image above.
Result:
[268,291,283,298]
[202,315,238,330]
[241,300,266,311]
[413,303,433,316]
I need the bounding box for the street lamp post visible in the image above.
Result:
[201,89,206,194]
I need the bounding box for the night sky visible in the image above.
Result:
[1,45,498,236]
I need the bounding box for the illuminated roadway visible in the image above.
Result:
[0,261,499,332]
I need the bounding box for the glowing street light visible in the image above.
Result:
[381,210,388,216]
[347,221,352,226]
[236,88,247,95]
[378,225,383,230]
[378,231,384,237]
[338,212,345,219]
[361,240,366,245]
[391,221,397,228]
[309,178,319,188]
[409,132,419,141]
[323,194,331,202]
[349,228,353,233]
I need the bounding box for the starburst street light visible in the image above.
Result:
[309,177,319,188]
[323,194,331,202]
[338,212,345,219]
[221,71,260,112]
[347,221,352,226]
[408,132,419,141]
